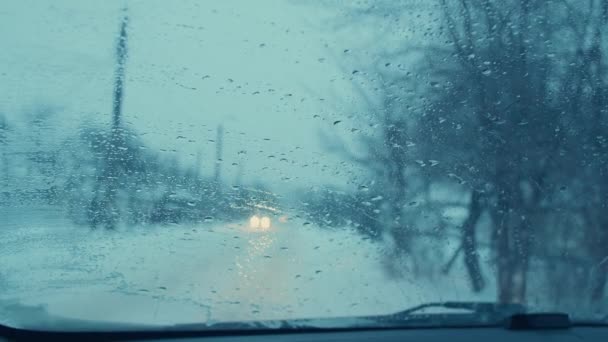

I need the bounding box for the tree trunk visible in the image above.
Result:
[591,258,608,301]
[493,174,531,304]
[590,216,608,301]
[462,190,485,292]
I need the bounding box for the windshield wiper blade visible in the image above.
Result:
[173,302,527,331]
[372,301,526,323]
[395,301,526,316]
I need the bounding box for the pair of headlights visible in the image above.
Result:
[249,215,271,229]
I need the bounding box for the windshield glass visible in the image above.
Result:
[1,0,607,329]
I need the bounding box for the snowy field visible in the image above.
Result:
[0,206,493,328]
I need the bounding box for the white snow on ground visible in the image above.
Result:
[0,206,494,327]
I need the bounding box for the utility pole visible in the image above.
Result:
[195,149,203,179]
[235,160,244,186]
[0,115,9,201]
[214,124,224,183]
[89,11,129,229]
[112,13,128,129]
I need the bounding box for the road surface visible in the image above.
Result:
[0,206,490,327]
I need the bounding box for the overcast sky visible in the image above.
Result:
[0,0,431,194]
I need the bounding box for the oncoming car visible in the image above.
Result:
[248,214,271,230]
[245,203,285,232]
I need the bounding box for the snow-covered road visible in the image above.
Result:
[0,206,489,327]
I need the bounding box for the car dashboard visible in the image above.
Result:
[1,325,607,342]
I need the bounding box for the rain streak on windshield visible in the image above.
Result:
[0,0,607,328]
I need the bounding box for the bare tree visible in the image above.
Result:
[331,0,608,307]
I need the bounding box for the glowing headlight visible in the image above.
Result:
[249,215,271,230]
[249,215,260,228]
[260,216,271,229]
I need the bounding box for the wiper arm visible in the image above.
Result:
[393,301,526,317]
[378,302,575,330]
[370,301,527,324]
